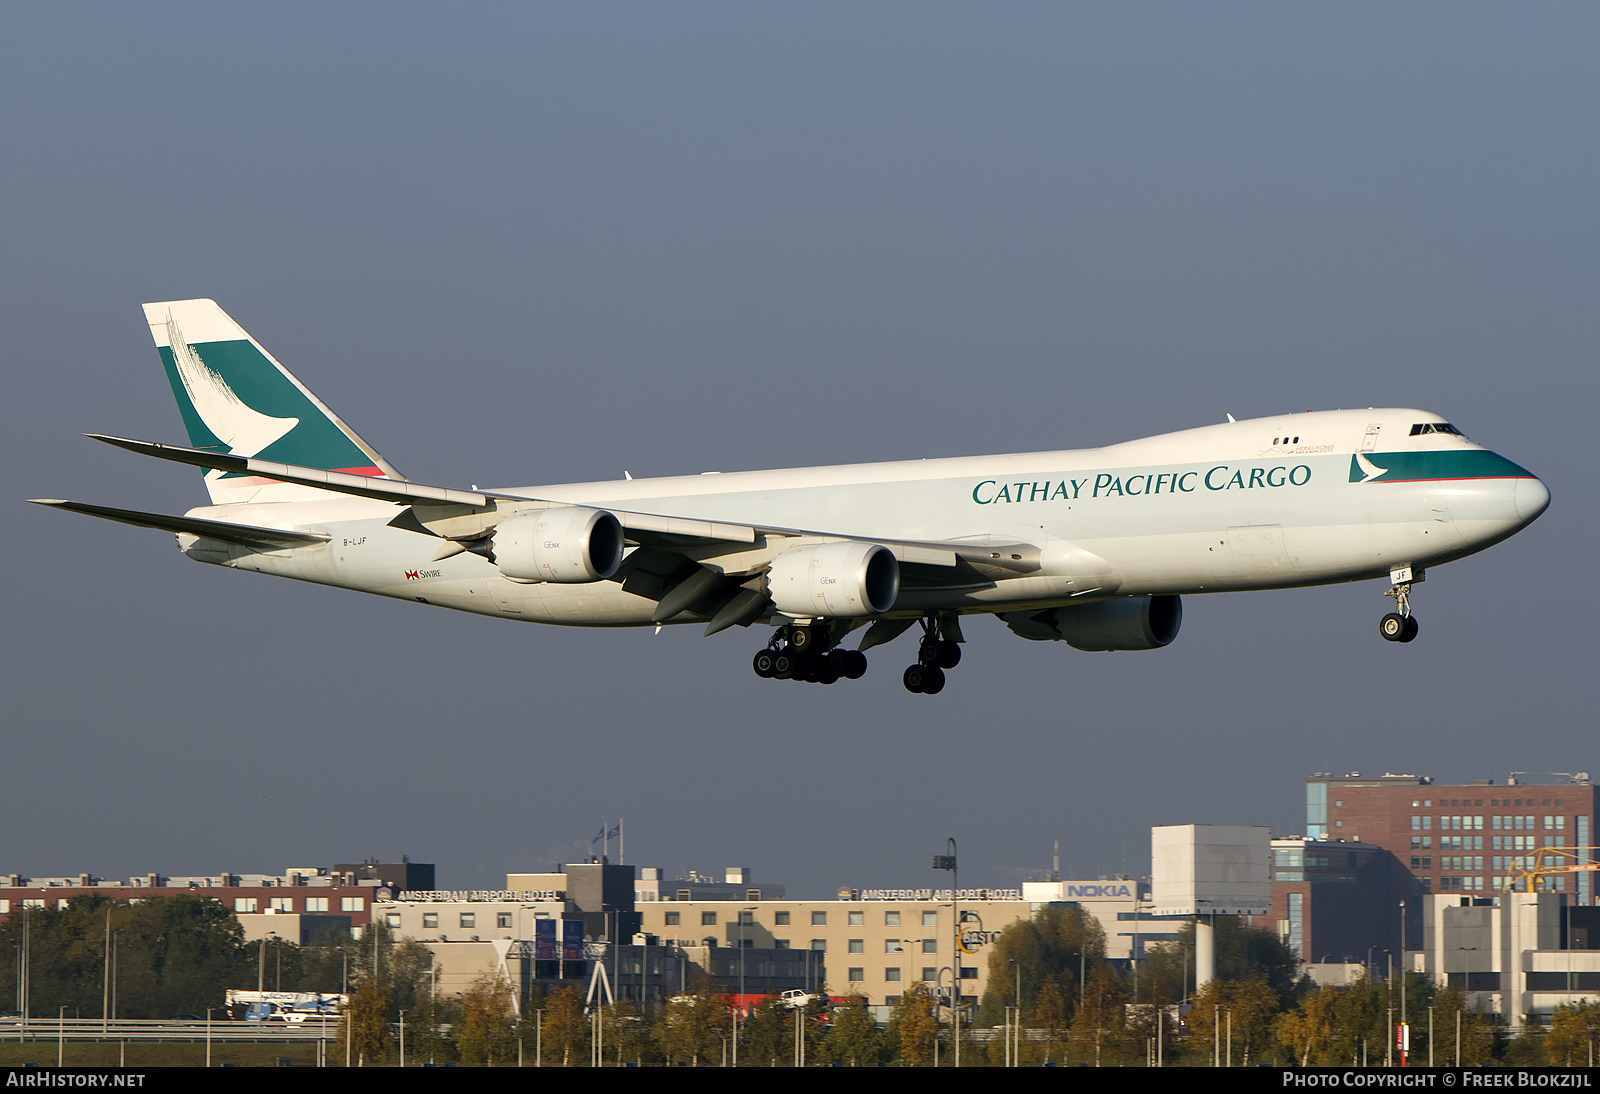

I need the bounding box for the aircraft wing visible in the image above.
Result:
[89,434,1042,630]
[27,499,330,550]
[88,433,1037,570]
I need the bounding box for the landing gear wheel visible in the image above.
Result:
[1380,572,1423,645]
[753,650,776,678]
[789,626,817,652]
[772,652,796,679]
[910,617,959,690]
[918,636,961,667]
[903,664,945,694]
[842,651,868,679]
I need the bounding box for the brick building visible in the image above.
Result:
[1268,837,1414,966]
[1304,771,1596,907]
[0,863,432,942]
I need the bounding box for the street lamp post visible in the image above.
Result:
[933,838,960,1067]
[735,905,756,1067]
[936,965,954,1065]
[1399,901,1408,1067]
[102,907,112,1034]
[110,929,123,1026]
[21,905,30,1037]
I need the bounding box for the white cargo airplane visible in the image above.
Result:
[33,300,1550,694]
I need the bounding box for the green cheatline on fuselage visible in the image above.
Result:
[1349,449,1533,484]
[158,339,377,476]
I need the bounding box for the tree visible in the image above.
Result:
[1431,985,1495,1066]
[1139,916,1301,1009]
[1187,974,1282,1066]
[511,984,544,1067]
[741,994,790,1065]
[1274,975,1391,1067]
[602,998,653,1066]
[1502,1025,1547,1066]
[1069,962,1131,1066]
[801,992,832,1063]
[390,936,437,1017]
[0,895,253,1020]
[976,903,1104,1025]
[820,995,881,1066]
[1327,975,1388,1066]
[1277,983,1339,1066]
[292,925,363,995]
[541,984,590,1066]
[455,971,516,1066]
[1546,1000,1600,1066]
[886,982,940,1066]
[337,973,393,1066]
[655,977,728,1066]
[1032,975,1072,1064]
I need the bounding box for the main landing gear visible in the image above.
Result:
[903,617,962,695]
[751,623,867,685]
[1379,566,1423,644]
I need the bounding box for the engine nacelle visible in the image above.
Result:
[767,542,899,618]
[1001,595,1182,651]
[494,507,624,583]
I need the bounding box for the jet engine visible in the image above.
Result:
[1000,595,1182,651]
[493,507,624,583]
[767,542,899,617]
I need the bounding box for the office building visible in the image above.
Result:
[1304,771,1595,905]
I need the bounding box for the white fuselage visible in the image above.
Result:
[180,408,1547,628]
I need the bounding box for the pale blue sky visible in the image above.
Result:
[2,4,1593,893]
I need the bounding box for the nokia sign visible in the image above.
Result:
[1021,879,1145,903]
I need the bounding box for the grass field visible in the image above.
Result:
[0,1040,325,1067]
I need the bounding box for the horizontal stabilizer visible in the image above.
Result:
[28,499,330,550]
[89,435,490,508]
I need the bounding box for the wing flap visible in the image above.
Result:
[614,511,758,546]
[29,499,329,550]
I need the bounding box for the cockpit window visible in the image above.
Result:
[1410,422,1464,437]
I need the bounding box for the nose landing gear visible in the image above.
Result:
[1379,566,1422,643]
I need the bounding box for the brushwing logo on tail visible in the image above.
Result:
[166,313,299,472]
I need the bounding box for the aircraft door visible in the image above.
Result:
[1226,524,1298,584]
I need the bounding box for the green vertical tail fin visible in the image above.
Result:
[144,299,404,504]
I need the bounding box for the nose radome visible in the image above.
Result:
[1515,476,1551,523]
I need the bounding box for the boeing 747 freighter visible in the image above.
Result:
[32,300,1550,694]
